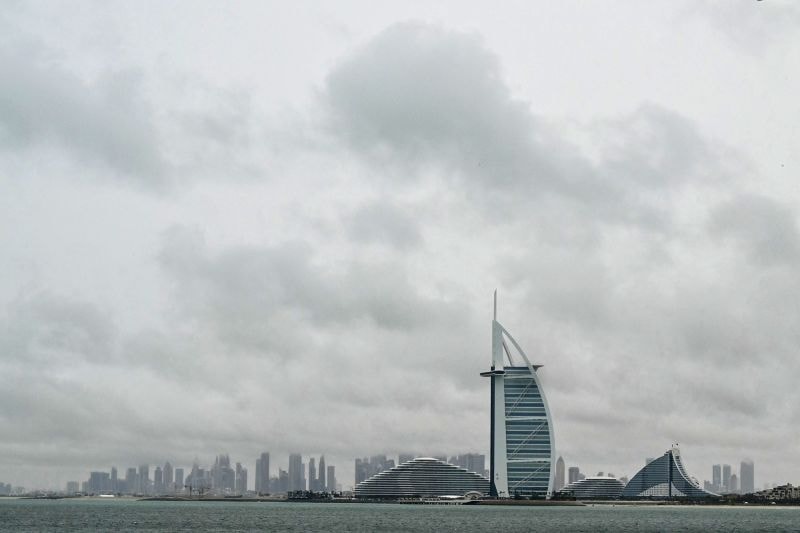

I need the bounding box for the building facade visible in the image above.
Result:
[255,453,270,494]
[481,293,554,498]
[740,460,755,494]
[354,458,489,499]
[555,457,565,492]
[559,476,625,500]
[318,456,326,492]
[712,464,721,490]
[622,447,717,499]
[326,465,336,492]
[288,454,304,492]
[755,484,800,501]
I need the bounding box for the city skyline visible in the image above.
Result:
[2,1,799,492]
[2,450,771,497]
[44,452,341,496]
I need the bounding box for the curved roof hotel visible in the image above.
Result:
[481,293,555,498]
[353,458,489,499]
[559,476,625,500]
[622,447,718,499]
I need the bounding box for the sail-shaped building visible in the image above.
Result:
[481,293,555,498]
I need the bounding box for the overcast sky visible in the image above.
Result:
[2,0,799,491]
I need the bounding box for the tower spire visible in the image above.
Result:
[493,289,497,321]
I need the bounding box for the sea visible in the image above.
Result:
[1,499,799,532]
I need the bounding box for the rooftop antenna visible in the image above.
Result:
[493,289,497,321]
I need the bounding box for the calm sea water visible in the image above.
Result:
[1,499,799,532]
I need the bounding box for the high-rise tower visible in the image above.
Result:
[319,456,326,492]
[740,460,754,494]
[555,456,565,492]
[256,452,270,494]
[481,292,555,498]
[309,457,317,492]
[288,454,303,492]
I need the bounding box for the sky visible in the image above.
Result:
[1,0,799,491]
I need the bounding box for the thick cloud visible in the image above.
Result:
[709,193,800,267]
[1,5,799,492]
[326,23,546,185]
[1,291,117,364]
[325,22,727,236]
[319,20,800,483]
[344,200,422,249]
[0,44,165,185]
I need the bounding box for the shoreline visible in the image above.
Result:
[8,496,800,507]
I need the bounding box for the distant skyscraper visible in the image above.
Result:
[66,481,79,494]
[138,464,150,495]
[740,460,755,494]
[278,469,289,493]
[88,471,111,494]
[256,453,270,494]
[235,463,247,494]
[729,474,739,494]
[126,468,137,495]
[448,453,486,475]
[466,454,485,475]
[309,457,317,492]
[289,454,303,492]
[164,462,173,492]
[355,456,395,486]
[212,454,235,494]
[154,466,163,494]
[327,465,336,492]
[722,464,731,492]
[187,461,203,492]
[355,458,366,485]
[568,466,580,485]
[318,456,326,492]
[175,468,184,491]
[712,464,721,490]
[110,467,118,493]
[555,457,565,492]
[399,454,415,464]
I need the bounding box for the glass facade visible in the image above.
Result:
[483,295,554,499]
[622,448,718,499]
[503,366,552,498]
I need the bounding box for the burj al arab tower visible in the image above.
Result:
[480,292,555,498]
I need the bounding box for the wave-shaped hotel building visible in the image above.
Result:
[622,447,717,499]
[480,293,555,498]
